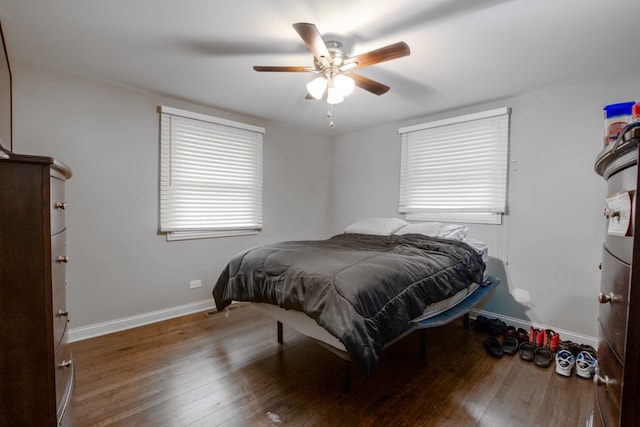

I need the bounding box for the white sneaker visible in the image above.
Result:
[555,350,575,376]
[576,351,597,378]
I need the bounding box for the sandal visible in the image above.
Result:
[519,341,535,361]
[488,318,507,336]
[484,336,503,357]
[516,327,529,343]
[502,336,519,355]
[533,328,555,368]
[534,347,554,368]
[530,327,544,347]
[543,329,560,352]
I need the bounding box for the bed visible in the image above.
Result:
[212,218,497,387]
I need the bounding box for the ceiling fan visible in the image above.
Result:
[253,23,410,106]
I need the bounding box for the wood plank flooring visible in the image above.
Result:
[71,304,595,426]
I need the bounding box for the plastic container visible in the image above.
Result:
[633,102,640,123]
[604,101,635,145]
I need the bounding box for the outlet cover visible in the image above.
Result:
[189,279,202,289]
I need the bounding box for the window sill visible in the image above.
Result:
[165,229,259,241]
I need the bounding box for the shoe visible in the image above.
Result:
[542,329,560,352]
[555,350,575,376]
[505,325,517,339]
[529,327,544,347]
[474,315,489,333]
[488,318,507,336]
[578,344,597,358]
[558,340,580,357]
[502,336,519,355]
[484,336,503,357]
[534,347,553,368]
[519,341,535,361]
[516,328,529,343]
[576,351,597,378]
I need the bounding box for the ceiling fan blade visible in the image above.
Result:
[344,42,410,70]
[350,73,390,96]
[292,22,332,66]
[253,65,315,72]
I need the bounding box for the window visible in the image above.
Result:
[398,107,510,225]
[159,106,264,240]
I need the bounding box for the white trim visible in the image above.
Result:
[68,299,216,342]
[470,308,598,349]
[398,107,510,134]
[159,105,265,134]
[166,229,258,241]
[406,212,503,225]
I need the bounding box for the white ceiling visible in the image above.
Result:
[1,0,639,136]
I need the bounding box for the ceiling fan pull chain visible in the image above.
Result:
[328,104,334,127]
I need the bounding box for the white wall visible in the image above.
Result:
[331,67,640,342]
[11,58,640,344]
[11,61,332,333]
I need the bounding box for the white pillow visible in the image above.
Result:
[463,237,489,261]
[394,222,469,240]
[344,217,409,236]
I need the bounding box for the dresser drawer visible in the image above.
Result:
[604,164,636,264]
[50,172,67,236]
[599,246,630,361]
[55,340,75,424]
[52,231,69,349]
[595,328,623,427]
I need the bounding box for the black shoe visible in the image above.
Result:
[474,315,489,333]
[502,337,519,355]
[484,336,503,357]
[488,318,507,336]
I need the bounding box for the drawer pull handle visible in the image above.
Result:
[57,309,69,317]
[56,256,69,264]
[59,360,73,369]
[604,208,621,220]
[598,292,616,304]
[54,202,68,210]
[593,371,611,391]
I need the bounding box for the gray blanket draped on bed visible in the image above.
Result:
[212,233,485,375]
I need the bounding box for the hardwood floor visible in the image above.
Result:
[71,304,595,426]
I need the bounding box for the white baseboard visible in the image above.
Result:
[470,308,598,349]
[68,299,216,343]
[69,300,598,350]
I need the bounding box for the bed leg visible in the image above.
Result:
[277,321,283,344]
[419,329,426,357]
[342,361,352,394]
[463,312,470,329]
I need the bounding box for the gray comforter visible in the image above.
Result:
[212,233,485,375]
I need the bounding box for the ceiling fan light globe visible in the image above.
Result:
[326,87,344,104]
[306,77,327,100]
[334,74,355,97]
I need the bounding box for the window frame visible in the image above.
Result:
[159,105,265,241]
[398,107,510,225]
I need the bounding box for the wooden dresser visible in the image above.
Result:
[0,148,75,426]
[593,126,640,427]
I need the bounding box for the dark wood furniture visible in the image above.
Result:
[0,148,74,426]
[593,126,640,426]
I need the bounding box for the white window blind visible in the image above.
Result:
[398,107,510,224]
[159,106,264,240]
